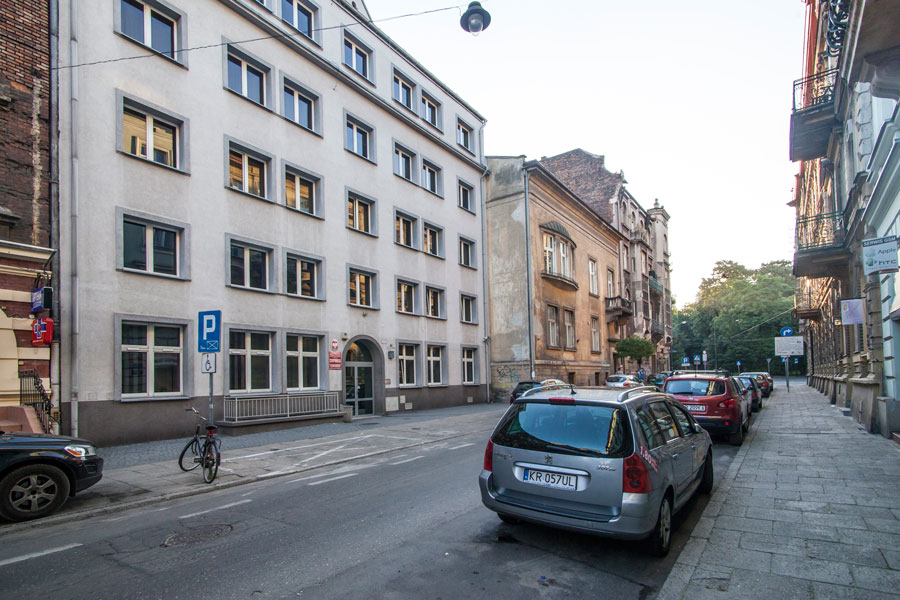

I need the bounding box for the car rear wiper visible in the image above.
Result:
[544,442,600,457]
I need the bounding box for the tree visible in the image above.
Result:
[616,336,656,369]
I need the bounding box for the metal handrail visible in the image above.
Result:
[792,68,838,112]
[18,370,53,433]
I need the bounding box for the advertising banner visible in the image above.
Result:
[840,298,864,326]
[863,236,898,275]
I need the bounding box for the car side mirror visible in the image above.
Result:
[694,423,704,434]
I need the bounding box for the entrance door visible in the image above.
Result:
[344,342,374,415]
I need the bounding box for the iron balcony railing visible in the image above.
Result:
[793,68,838,112]
[651,320,665,335]
[19,369,53,434]
[649,277,664,295]
[224,391,341,423]
[605,296,634,314]
[796,211,845,251]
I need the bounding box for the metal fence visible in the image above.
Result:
[796,211,845,251]
[18,369,52,434]
[224,392,342,423]
[793,68,838,112]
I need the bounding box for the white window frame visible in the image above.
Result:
[396,279,417,314]
[427,345,444,385]
[349,268,376,308]
[462,347,477,385]
[393,143,416,181]
[229,241,271,291]
[589,259,599,295]
[395,211,417,248]
[117,207,190,281]
[228,330,273,393]
[564,309,575,349]
[122,219,180,277]
[607,269,616,297]
[345,116,373,161]
[422,160,441,195]
[458,181,474,213]
[284,167,317,215]
[398,343,418,386]
[228,143,269,199]
[456,119,474,153]
[543,234,556,273]
[117,0,182,62]
[283,82,316,131]
[281,0,316,39]
[423,223,442,257]
[425,286,444,318]
[392,70,414,110]
[559,241,571,278]
[547,305,559,347]
[285,253,320,299]
[347,192,375,235]
[421,93,440,128]
[286,333,321,391]
[122,106,178,168]
[591,316,601,352]
[120,321,184,398]
[460,294,477,324]
[343,34,371,80]
[226,51,268,105]
[459,236,476,268]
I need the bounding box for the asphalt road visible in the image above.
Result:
[0,420,742,599]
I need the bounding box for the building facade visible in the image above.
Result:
[0,0,54,407]
[540,149,674,374]
[485,156,625,401]
[790,0,900,435]
[56,0,488,445]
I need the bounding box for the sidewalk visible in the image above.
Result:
[0,403,507,534]
[658,382,900,599]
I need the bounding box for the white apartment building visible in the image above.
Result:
[56,0,488,445]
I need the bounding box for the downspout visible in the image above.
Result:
[68,0,79,436]
[524,165,535,378]
[49,0,60,432]
[477,119,491,403]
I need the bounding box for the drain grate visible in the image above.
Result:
[163,524,232,547]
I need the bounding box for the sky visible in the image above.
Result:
[366,0,807,307]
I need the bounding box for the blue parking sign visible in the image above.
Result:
[198,310,221,352]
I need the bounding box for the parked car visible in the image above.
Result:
[509,380,541,403]
[647,372,670,387]
[480,386,713,556]
[663,373,751,445]
[605,374,641,388]
[739,372,771,397]
[736,375,764,412]
[0,431,103,522]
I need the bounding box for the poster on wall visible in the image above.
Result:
[840,298,865,325]
[862,235,898,275]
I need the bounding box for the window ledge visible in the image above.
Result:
[118,150,190,175]
[342,63,376,87]
[281,115,323,138]
[347,226,378,239]
[459,263,478,271]
[394,172,419,187]
[120,395,189,403]
[226,185,275,204]
[114,32,188,69]
[348,303,379,311]
[119,267,189,282]
[422,187,444,200]
[284,293,325,302]
[589,292,601,298]
[224,86,274,113]
[457,143,476,157]
[424,252,444,260]
[396,310,420,317]
[425,315,447,321]
[459,206,477,216]
[394,241,419,252]
[462,382,480,387]
[461,321,479,326]
[284,205,323,220]
[427,384,449,388]
[227,284,276,295]
[344,147,377,166]
[393,99,418,117]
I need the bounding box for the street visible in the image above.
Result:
[0,407,741,599]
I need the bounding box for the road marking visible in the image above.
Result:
[102,515,129,522]
[448,443,474,450]
[179,499,252,519]
[0,544,83,567]
[307,473,358,486]
[390,456,424,465]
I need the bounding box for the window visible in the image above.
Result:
[349,269,374,307]
[462,347,476,385]
[286,255,318,298]
[123,220,178,276]
[121,322,183,397]
[543,234,556,273]
[422,161,441,194]
[281,0,314,38]
[426,287,443,318]
[395,212,417,248]
[122,106,177,168]
[542,232,574,278]
[119,0,177,60]
[398,343,417,386]
[283,84,315,130]
[285,168,316,215]
[229,145,268,198]
[648,401,679,443]
[286,334,319,390]
[607,270,615,297]
[423,223,442,257]
[458,181,474,212]
[559,242,571,278]
[229,330,271,392]
[393,71,414,110]
[459,237,476,268]
[421,93,440,128]
[346,117,372,160]
[227,52,267,105]
[230,241,269,290]
[589,260,599,295]
[591,316,600,352]
[347,193,373,234]
[641,250,648,275]
[396,280,417,314]
[393,144,415,181]
[635,406,666,449]
[547,305,559,347]
[427,345,444,385]
[461,294,477,324]
[457,120,473,152]
[564,310,575,349]
[622,246,629,271]
[343,35,370,79]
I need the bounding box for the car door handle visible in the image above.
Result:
[672,453,679,459]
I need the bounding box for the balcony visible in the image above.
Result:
[605,296,633,323]
[630,228,650,245]
[649,277,664,296]
[793,211,851,279]
[789,69,839,161]
[650,319,665,340]
[540,269,579,291]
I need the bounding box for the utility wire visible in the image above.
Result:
[52,4,464,71]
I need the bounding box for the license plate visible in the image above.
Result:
[685,404,706,413]
[522,469,577,490]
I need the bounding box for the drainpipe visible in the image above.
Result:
[477,119,491,403]
[68,0,79,436]
[523,164,535,379]
[49,0,60,432]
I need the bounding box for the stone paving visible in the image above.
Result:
[658,382,900,599]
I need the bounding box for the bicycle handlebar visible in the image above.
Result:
[185,407,207,421]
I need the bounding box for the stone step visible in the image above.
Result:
[0,419,23,432]
[893,432,900,446]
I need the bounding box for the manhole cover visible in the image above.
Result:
[163,524,232,547]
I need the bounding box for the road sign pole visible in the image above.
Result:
[785,357,790,392]
[209,373,214,424]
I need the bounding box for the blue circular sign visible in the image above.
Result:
[780,327,793,337]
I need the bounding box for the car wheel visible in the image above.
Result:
[646,494,672,557]
[728,421,744,446]
[0,464,71,522]
[498,513,521,525]
[699,451,714,494]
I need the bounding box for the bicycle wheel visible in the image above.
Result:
[178,438,202,471]
[202,441,219,483]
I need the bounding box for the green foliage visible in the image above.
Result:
[615,336,656,366]
[673,260,797,372]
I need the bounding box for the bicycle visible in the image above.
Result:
[178,407,221,483]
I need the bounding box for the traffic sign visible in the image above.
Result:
[693,354,701,366]
[780,327,793,337]
[200,353,217,373]
[198,310,222,352]
[702,350,708,362]
[736,360,741,367]
[681,356,689,366]
[775,335,804,356]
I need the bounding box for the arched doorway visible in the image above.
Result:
[344,341,375,415]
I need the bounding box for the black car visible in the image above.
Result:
[509,380,541,403]
[0,431,103,522]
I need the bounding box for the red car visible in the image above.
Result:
[663,373,751,445]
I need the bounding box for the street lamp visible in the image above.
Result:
[460,1,491,35]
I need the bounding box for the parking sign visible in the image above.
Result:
[198,310,221,352]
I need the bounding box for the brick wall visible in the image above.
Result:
[0,0,51,247]
[539,149,624,224]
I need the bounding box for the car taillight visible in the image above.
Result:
[549,397,575,405]
[623,453,652,493]
[718,398,735,409]
[483,439,494,472]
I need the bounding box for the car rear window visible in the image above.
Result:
[493,403,633,458]
[664,379,726,397]
[606,376,625,383]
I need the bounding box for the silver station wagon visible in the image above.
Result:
[479,385,713,556]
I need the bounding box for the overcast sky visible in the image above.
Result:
[368,0,806,306]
